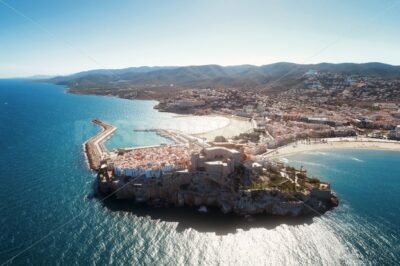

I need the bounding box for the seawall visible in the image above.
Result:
[85,119,117,170]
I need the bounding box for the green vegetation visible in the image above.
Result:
[308,177,320,184]
[285,166,296,172]
[296,172,307,179]
[268,173,285,184]
[278,181,297,192]
[214,136,227,142]
[233,132,260,142]
[247,182,271,190]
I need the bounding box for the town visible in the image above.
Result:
[75,65,400,219]
[86,119,338,217]
[80,70,400,217]
[155,71,400,149]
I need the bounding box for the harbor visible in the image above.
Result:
[86,120,210,172]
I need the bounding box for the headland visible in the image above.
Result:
[86,119,338,217]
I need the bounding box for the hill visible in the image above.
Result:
[46,62,400,99]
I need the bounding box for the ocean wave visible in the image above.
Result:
[291,159,325,167]
[279,158,290,163]
[351,157,364,162]
[307,151,365,163]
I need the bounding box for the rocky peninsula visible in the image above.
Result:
[86,120,338,217]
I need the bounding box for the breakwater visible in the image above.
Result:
[85,119,117,170]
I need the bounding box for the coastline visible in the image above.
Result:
[264,137,400,158]
[67,88,399,155]
[191,114,252,141]
[68,87,253,141]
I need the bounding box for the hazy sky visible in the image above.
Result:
[0,0,399,77]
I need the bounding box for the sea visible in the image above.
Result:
[0,79,399,265]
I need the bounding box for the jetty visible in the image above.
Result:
[85,119,117,170]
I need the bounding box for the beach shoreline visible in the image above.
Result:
[264,137,400,158]
[192,114,253,141]
[166,113,252,141]
[66,88,254,141]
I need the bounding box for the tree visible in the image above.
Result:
[214,136,227,142]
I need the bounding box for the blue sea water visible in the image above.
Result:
[0,79,399,265]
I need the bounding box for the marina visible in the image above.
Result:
[86,120,210,173]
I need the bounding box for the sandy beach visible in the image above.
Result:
[193,115,252,141]
[168,114,253,141]
[264,137,400,158]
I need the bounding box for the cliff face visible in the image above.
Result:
[233,190,337,216]
[97,172,338,217]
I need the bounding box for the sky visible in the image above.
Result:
[0,0,399,77]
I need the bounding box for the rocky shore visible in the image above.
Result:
[86,120,338,218]
[97,161,338,217]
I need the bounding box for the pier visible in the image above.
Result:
[85,119,117,170]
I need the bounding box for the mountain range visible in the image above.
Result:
[48,62,400,94]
